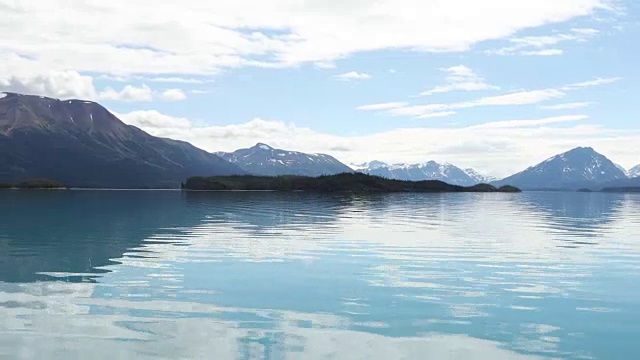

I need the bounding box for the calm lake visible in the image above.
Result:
[1,191,639,359]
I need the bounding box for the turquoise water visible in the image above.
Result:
[0,191,639,359]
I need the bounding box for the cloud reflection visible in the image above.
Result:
[2,191,640,359]
[0,281,546,360]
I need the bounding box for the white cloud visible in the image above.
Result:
[160,88,188,102]
[314,61,337,69]
[375,89,565,118]
[469,115,588,129]
[190,89,215,95]
[334,72,372,81]
[487,28,601,56]
[519,49,564,56]
[360,75,618,118]
[420,65,498,96]
[0,1,614,76]
[115,109,640,178]
[387,104,450,117]
[561,77,621,90]
[540,102,591,110]
[0,71,97,99]
[356,102,408,111]
[0,70,177,104]
[466,89,565,106]
[417,111,457,119]
[117,110,192,137]
[97,74,129,82]
[119,110,191,129]
[147,77,208,84]
[99,84,153,102]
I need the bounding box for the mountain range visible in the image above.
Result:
[0,92,638,190]
[353,161,494,186]
[215,143,353,177]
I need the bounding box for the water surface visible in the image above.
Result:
[0,191,639,359]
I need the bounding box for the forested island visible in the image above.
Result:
[183,173,522,193]
[0,179,67,190]
[602,187,640,193]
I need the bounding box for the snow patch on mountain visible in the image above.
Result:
[494,147,628,189]
[350,161,389,171]
[463,168,496,183]
[216,143,353,177]
[356,160,491,186]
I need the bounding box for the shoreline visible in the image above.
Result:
[2,188,639,194]
[182,173,522,193]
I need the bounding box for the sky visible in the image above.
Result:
[0,0,638,177]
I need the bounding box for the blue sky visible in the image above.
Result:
[0,0,638,176]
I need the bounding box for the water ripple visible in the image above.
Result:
[1,191,639,359]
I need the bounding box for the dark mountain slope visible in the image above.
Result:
[0,93,243,188]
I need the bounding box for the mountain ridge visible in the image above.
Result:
[0,92,244,188]
[493,147,628,190]
[628,164,640,178]
[215,143,354,177]
[353,160,493,186]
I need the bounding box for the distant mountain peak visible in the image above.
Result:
[495,146,627,190]
[2,92,80,102]
[542,146,595,160]
[254,143,274,151]
[0,91,131,138]
[463,168,496,183]
[357,160,491,186]
[368,160,389,169]
[351,160,389,170]
[217,143,353,177]
[571,146,594,152]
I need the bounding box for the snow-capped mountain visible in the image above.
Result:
[354,160,492,186]
[215,143,354,177]
[463,168,497,184]
[615,163,628,175]
[494,147,628,190]
[350,160,388,172]
[628,164,640,178]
